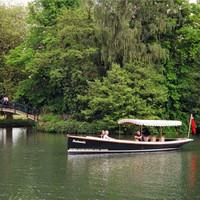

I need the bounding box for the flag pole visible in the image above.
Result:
[187,114,192,138]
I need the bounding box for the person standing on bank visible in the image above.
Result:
[2,96,9,106]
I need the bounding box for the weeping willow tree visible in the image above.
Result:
[93,0,175,69]
[94,0,135,68]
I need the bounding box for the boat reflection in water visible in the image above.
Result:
[67,151,185,199]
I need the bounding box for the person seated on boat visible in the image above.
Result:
[100,130,105,138]
[103,130,112,140]
[159,135,165,142]
[134,131,143,141]
[142,127,151,142]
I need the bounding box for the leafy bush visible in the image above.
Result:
[40,114,60,123]
[38,114,189,137]
[0,119,35,127]
[38,114,117,134]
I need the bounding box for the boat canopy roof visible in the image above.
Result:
[118,119,182,127]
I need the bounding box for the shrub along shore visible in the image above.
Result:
[37,114,114,135]
[0,119,35,127]
[0,113,190,138]
[37,114,189,138]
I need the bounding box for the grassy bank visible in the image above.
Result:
[0,119,36,127]
[37,114,116,134]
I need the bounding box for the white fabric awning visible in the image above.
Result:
[118,119,182,127]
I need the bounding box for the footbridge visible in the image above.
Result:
[0,102,39,121]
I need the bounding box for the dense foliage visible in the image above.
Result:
[1,0,200,133]
[0,5,27,96]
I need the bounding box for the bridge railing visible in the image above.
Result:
[0,101,40,116]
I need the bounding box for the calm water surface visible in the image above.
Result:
[0,128,200,200]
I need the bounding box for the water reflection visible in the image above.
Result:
[188,154,198,189]
[0,127,31,146]
[0,131,199,200]
[68,148,199,199]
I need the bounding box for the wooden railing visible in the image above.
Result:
[0,102,39,121]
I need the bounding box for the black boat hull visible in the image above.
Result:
[67,135,193,155]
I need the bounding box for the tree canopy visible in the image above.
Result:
[1,0,200,130]
[0,5,27,96]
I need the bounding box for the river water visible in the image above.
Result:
[0,128,199,200]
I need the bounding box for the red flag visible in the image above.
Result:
[191,115,196,135]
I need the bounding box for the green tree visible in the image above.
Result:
[175,3,200,114]
[0,5,27,96]
[79,64,168,123]
[7,3,99,114]
[163,2,200,119]
[4,0,200,130]
[29,0,80,26]
[56,8,99,114]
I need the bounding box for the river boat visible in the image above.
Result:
[67,119,193,155]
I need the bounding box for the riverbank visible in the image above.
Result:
[37,114,115,134]
[0,119,36,127]
[0,114,189,137]
[36,114,188,137]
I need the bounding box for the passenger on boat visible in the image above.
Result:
[142,127,151,142]
[134,131,143,141]
[100,130,105,138]
[103,130,112,140]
